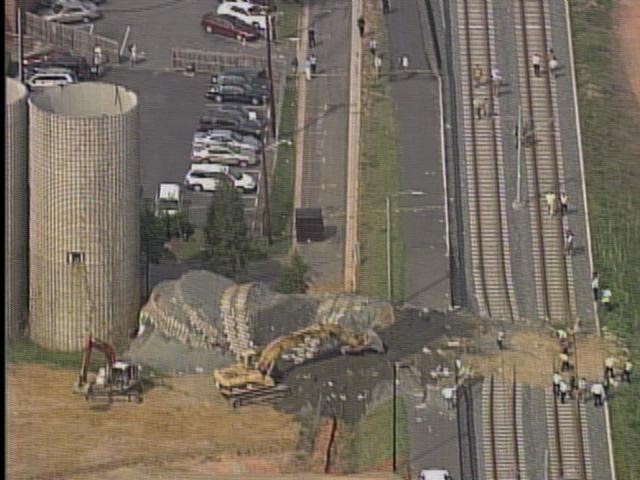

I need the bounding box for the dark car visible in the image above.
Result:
[211,68,267,86]
[24,50,94,80]
[198,113,265,139]
[204,104,268,127]
[206,83,268,106]
[201,13,260,42]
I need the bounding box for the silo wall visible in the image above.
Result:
[28,83,140,351]
[5,77,29,340]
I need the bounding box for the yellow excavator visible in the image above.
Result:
[213,323,385,395]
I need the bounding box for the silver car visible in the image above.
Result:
[193,129,261,152]
[42,1,102,23]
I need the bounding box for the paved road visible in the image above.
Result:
[384,2,450,309]
[296,0,352,290]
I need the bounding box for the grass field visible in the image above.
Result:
[569,0,640,477]
[345,399,409,475]
[356,6,405,302]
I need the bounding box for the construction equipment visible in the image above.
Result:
[74,335,143,404]
[213,323,385,397]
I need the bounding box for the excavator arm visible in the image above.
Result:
[77,335,117,386]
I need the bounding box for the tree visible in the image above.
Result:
[140,199,166,297]
[203,183,250,279]
[275,251,309,294]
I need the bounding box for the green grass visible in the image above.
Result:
[171,228,207,262]
[277,1,303,40]
[7,338,84,369]
[569,1,640,477]
[357,67,405,302]
[345,398,410,474]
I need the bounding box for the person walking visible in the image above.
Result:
[129,43,138,68]
[369,38,378,57]
[577,377,588,402]
[553,371,562,396]
[564,228,575,256]
[474,97,487,119]
[591,382,604,406]
[559,380,569,404]
[303,57,312,81]
[623,360,633,383]
[291,57,299,75]
[604,356,616,379]
[569,376,577,399]
[308,28,316,48]
[399,54,410,78]
[557,328,568,345]
[472,63,484,88]
[559,191,569,215]
[357,16,366,37]
[601,288,612,311]
[374,54,383,78]
[309,53,318,75]
[548,53,559,79]
[497,330,505,350]
[560,352,571,372]
[382,0,390,14]
[491,66,503,96]
[532,52,542,77]
[441,387,456,409]
[545,191,557,216]
[592,272,600,301]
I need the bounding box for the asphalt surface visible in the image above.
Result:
[384,0,450,311]
[295,0,352,290]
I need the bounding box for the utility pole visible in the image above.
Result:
[392,362,397,473]
[386,195,392,302]
[261,135,273,244]
[265,11,277,139]
[17,8,24,82]
[514,105,523,208]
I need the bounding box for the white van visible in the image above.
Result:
[155,183,182,216]
[25,68,77,89]
[184,163,257,193]
[217,1,269,30]
[418,470,453,480]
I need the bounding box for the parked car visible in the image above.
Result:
[211,68,267,85]
[418,470,453,480]
[203,104,268,126]
[24,51,94,80]
[25,68,77,89]
[154,183,183,216]
[216,2,269,30]
[219,0,275,10]
[201,13,260,42]
[206,84,267,106]
[209,73,268,93]
[41,1,102,23]
[184,163,257,193]
[191,144,257,167]
[193,129,261,152]
[198,112,265,138]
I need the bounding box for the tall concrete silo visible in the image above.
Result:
[29,82,140,351]
[5,77,29,340]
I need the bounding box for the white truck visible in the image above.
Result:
[155,183,182,216]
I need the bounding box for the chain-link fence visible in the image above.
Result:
[24,12,119,64]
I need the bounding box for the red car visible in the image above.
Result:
[201,13,260,42]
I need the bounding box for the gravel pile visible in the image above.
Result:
[129,269,397,373]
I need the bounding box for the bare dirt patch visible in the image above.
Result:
[7,364,299,479]
[616,0,640,101]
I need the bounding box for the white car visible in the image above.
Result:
[191,144,257,167]
[42,1,102,23]
[25,68,77,89]
[418,469,453,480]
[193,129,261,152]
[184,163,257,193]
[217,2,269,30]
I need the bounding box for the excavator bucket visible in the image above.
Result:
[340,328,386,355]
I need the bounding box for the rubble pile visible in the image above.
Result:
[131,270,395,371]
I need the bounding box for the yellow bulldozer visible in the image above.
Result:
[213,323,385,395]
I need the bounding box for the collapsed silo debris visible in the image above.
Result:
[132,270,395,371]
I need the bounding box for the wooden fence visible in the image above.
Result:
[24,12,119,64]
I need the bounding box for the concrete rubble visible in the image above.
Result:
[128,270,395,372]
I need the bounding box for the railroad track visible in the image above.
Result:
[481,375,527,480]
[457,0,519,322]
[514,0,576,324]
[545,387,592,479]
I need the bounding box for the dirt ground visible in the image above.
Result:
[617,0,640,101]
[6,365,299,479]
